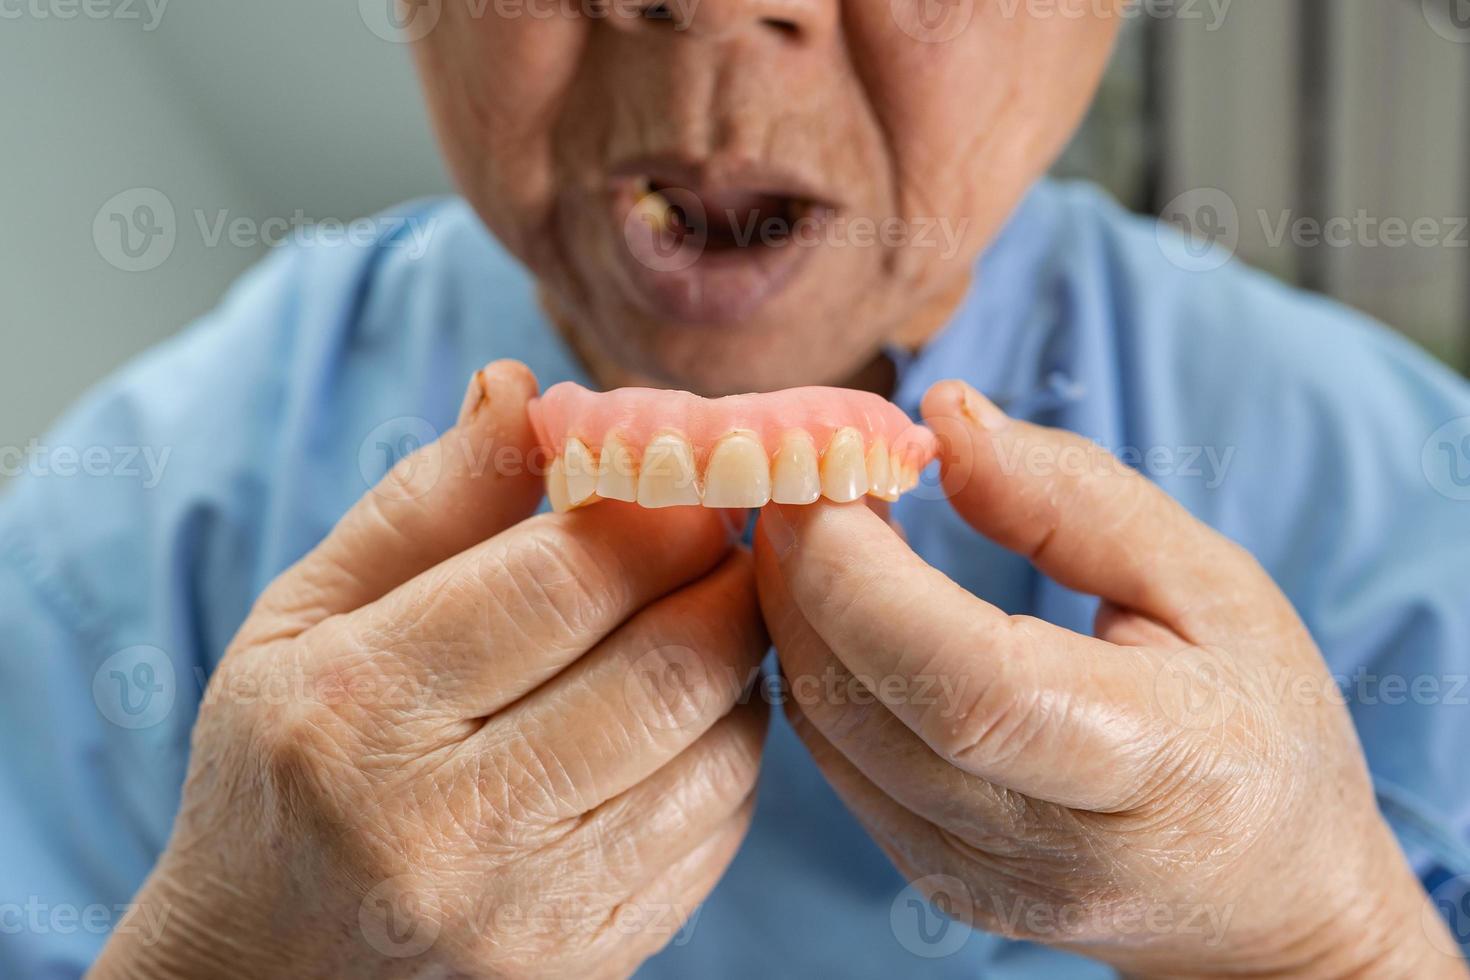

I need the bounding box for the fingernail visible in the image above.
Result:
[960,384,1009,432]
[457,369,489,426]
[760,504,797,558]
[718,508,752,547]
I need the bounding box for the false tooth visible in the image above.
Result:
[866,438,896,501]
[702,431,771,508]
[771,431,821,505]
[596,431,639,502]
[820,428,868,503]
[885,452,905,499]
[546,455,572,514]
[564,438,599,506]
[637,433,702,508]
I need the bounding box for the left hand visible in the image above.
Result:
[754,380,1467,978]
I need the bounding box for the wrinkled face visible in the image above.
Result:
[412,0,1120,394]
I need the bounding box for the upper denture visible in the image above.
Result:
[529,382,936,511]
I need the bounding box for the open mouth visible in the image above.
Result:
[635,178,819,252]
[604,160,838,324]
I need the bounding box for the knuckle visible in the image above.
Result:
[492,522,619,639]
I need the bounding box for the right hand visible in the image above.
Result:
[92,361,768,979]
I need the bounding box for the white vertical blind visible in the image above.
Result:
[1145,0,1470,370]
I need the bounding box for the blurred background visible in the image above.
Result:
[1,0,1467,465]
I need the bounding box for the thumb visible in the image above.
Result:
[920,380,1262,634]
[242,359,546,644]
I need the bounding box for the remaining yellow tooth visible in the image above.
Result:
[702,431,771,508]
[546,455,572,513]
[888,452,906,498]
[596,431,638,502]
[564,437,598,506]
[866,438,896,501]
[820,427,868,503]
[771,431,820,505]
[637,432,702,508]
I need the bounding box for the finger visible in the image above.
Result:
[468,550,766,808]
[583,803,753,977]
[782,707,940,884]
[245,360,546,644]
[756,502,1169,811]
[336,502,742,723]
[559,702,765,897]
[921,380,1273,639]
[761,564,1038,837]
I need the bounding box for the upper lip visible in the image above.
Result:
[605,154,841,212]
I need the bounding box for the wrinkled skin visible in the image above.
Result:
[95,363,769,977]
[412,0,1117,393]
[755,383,1465,977]
[92,0,1469,974]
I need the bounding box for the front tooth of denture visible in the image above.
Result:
[771,431,820,505]
[564,438,599,506]
[702,431,771,508]
[866,438,896,501]
[637,433,702,508]
[596,431,639,502]
[820,427,868,503]
[546,455,572,514]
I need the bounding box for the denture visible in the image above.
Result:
[528,382,937,511]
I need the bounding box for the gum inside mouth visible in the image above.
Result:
[637,178,814,251]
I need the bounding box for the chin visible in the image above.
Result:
[587,309,872,397]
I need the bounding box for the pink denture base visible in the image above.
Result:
[528,382,937,469]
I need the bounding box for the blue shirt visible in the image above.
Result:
[2,181,1468,977]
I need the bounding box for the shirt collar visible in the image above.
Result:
[891,179,1087,423]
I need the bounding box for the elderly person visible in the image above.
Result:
[3,2,1468,977]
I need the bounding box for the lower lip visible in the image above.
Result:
[609,190,821,326]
